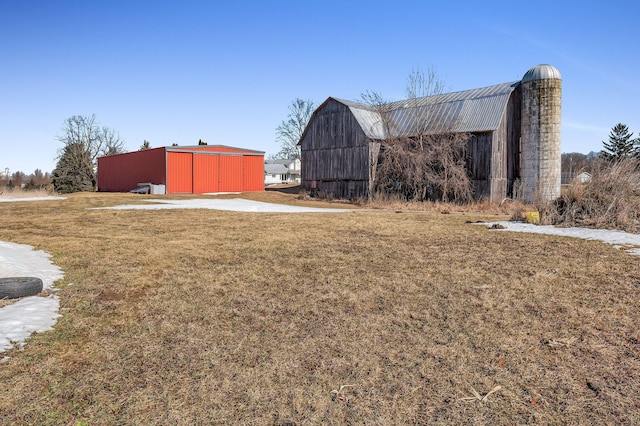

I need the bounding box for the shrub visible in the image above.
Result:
[538,159,640,233]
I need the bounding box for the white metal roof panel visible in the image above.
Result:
[334,81,518,138]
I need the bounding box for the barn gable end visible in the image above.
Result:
[300,98,374,199]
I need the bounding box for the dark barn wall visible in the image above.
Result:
[506,88,522,196]
[300,99,371,199]
[457,91,521,202]
[466,132,493,200]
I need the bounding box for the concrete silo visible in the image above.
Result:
[520,64,562,203]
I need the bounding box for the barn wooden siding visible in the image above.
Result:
[466,90,523,202]
[300,98,511,201]
[300,99,372,199]
[491,115,508,203]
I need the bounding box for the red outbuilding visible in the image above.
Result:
[97,145,265,194]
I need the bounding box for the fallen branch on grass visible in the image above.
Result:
[460,384,502,403]
[331,384,355,402]
[542,337,576,348]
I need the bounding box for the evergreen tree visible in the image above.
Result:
[52,142,95,193]
[198,139,207,145]
[23,178,37,191]
[140,140,151,150]
[601,123,636,162]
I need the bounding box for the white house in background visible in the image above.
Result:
[561,171,592,185]
[264,159,301,185]
[576,172,592,183]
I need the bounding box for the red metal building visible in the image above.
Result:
[97,145,265,194]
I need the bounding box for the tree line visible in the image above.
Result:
[0,169,52,191]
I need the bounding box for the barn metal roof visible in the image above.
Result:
[333,81,519,139]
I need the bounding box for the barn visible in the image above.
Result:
[97,145,265,194]
[299,64,562,203]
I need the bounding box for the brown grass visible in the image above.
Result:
[0,192,639,424]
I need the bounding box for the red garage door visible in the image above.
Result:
[219,155,243,192]
[193,154,220,194]
[167,152,193,194]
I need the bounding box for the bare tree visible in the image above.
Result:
[275,98,315,159]
[359,90,396,197]
[406,66,445,148]
[363,68,473,203]
[99,126,126,156]
[53,114,125,192]
[11,171,25,188]
[360,90,396,139]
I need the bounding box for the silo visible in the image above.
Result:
[520,64,562,203]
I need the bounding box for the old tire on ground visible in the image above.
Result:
[0,277,44,299]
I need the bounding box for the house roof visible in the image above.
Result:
[265,159,295,165]
[307,81,519,142]
[264,164,289,174]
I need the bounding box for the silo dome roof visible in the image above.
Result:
[521,64,561,82]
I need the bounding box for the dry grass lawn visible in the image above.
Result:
[0,192,639,424]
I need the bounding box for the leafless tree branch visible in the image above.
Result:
[276,98,315,159]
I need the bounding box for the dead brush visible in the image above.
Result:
[502,199,533,222]
[538,159,640,232]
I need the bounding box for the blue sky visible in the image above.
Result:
[1,0,638,174]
